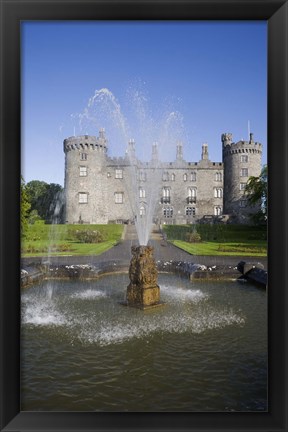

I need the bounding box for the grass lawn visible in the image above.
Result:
[164,224,267,257]
[22,222,124,257]
[172,240,267,257]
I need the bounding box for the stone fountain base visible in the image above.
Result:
[126,284,165,310]
[125,245,165,310]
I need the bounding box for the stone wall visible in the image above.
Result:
[63,131,262,225]
[222,133,262,221]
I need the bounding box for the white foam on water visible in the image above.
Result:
[161,284,209,303]
[71,289,107,300]
[77,307,245,347]
[22,298,67,327]
[21,281,245,343]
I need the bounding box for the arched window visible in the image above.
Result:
[188,187,197,197]
[162,187,170,203]
[139,204,146,216]
[139,171,146,181]
[183,173,188,181]
[187,187,197,203]
[190,172,196,182]
[215,172,222,182]
[214,206,222,216]
[214,188,223,198]
[162,171,169,181]
[139,187,146,198]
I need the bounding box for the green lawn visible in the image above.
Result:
[21,222,124,257]
[172,240,267,257]
[164,224,267,257]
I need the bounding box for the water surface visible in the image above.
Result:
[21,274,267,412]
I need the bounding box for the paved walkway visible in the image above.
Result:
[22,224,267,270]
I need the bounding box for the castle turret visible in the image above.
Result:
[222,132,262,221]
[63,130,109,224]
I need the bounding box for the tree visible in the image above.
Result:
[26,180,48,212]
[245,165,267,224]
[26,180,64,223]
[21,176,31,235]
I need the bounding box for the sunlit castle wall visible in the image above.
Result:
[63,131,262,225]
[222,133,262,220]
[63,131,110,224]
[152,142,225,224]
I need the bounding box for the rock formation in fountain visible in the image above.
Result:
[126,245,162,310]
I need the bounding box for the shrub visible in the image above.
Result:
[185,231,202,243]
[73,229,105,244]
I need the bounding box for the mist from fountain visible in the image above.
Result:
[70,86,186,245]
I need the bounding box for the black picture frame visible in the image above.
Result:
[1,1,287,431]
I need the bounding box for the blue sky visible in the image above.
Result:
[22,21,267,186]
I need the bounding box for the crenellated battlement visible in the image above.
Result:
[222,133,262,157]
[63,130,108,153]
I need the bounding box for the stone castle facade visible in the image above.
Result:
[63,130,262,225]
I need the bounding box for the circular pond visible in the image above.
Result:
[21,273,267,412]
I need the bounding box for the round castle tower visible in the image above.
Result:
[63,129,109,224]
[222,132,262,221]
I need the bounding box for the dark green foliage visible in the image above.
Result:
[26,180,64,223]
[21,176,31,236]
[245,165,267,225]
[27,209,42,225]
[164,224,267,242]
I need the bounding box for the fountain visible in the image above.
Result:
[126,245,163,310]
[20,87,267,412]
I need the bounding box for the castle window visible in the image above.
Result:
[214,188,223,198]
[139,171,146,181]
[183,173,188,181]
[186,206,196,216]
[139,188,146,198]
[161,187,170,204]
[215,172,222,182]
[79,166,87,176]
[80,153,87,161]
[241,155,249,163]
[171,173,175,181]
[214,206,222,216]
[191,172,196,182]
[115,169,123,179]
[240,168,248,177]
[187,187,197,203]
[162,171,169,181]
[79,193,88,204]
[139,205,146,216]
[115,192,123,204]
[240,182,246,190]
[163,207,173,218]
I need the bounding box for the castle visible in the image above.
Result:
[63,130,262,225]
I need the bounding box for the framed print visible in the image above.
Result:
[0,1,287,431]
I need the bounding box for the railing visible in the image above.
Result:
[161,197,171,204]
[187,197,196,204]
